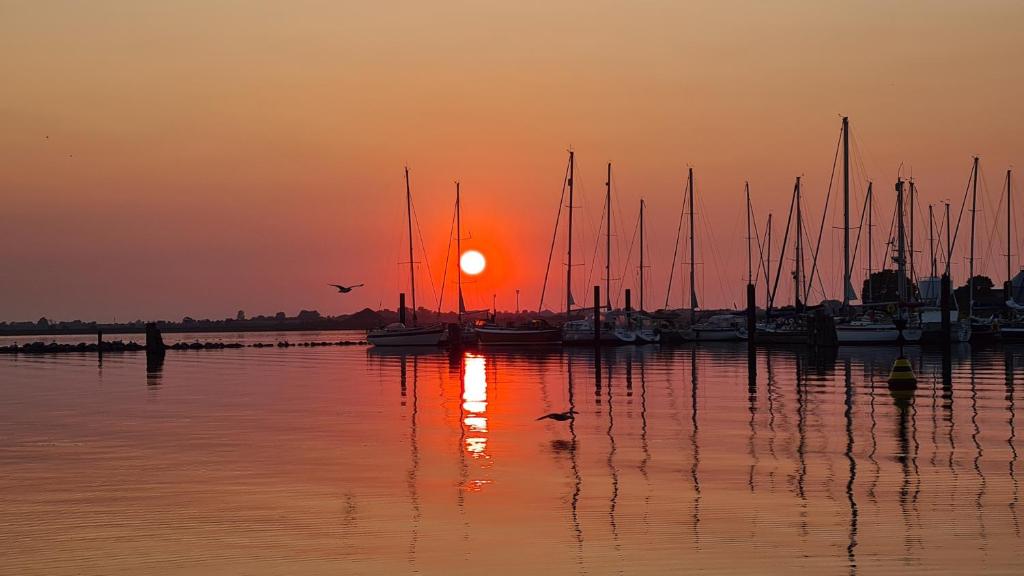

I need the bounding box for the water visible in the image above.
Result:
[1,339,1023,574]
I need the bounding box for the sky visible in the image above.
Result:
[2,0,1023,322]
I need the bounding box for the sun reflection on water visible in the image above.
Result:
[462,353,489,458]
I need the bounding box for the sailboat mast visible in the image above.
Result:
[909,180,916,300]
[896,179,907,309]
[867,182,874,304]
[766,213,772,315]
[945,202,952,277]
[929,203,937,279]
[640,199,646,312]
[688,167,696,323]
[746,182,752,284]
[567,151,575,321]
[969,156,979,316]
[795,177,803,310]
[456,181,463,324]
[405,167,418,326]
[1008,169,1013,285]
[606,162,612,310]
[842,116,851,309]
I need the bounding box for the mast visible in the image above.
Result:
[1008,169,1013,285]
[969,156,979,317]
[606,162,612,310]
[746,182,752,284]
[405,166,418,326]
[929,204,936,279]
[456,181,463,324]
[766,213,772,316]
[640,198,646,312]
[842,116,852,309]
[945,202,952,277]
[795,177,803,311]
[567,151,575,321]
[896,179,908,311]
[867,182,874,305]
[909,179,916,300]
[688,167,696,323]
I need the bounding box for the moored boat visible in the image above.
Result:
[368,323,446,347]
[476,319,561,345]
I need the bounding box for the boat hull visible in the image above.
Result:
[476,327,562,345]
[367,326,446,347]
[836,324,922,344]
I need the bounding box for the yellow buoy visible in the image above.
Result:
[887,356,917,389]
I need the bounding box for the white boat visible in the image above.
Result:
[367,323,446,347]
[686,314,748,341]
[835,320,922,344]
[920,308,971,343]
[562,315,636,345]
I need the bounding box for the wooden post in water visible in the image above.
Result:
[399,293,407,325]
[940,275,951,345]
[624,288,632,312]
[593,285,601,347]
[97,329,103,352]
[747,284,756,345]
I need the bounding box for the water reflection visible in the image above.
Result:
[5,342,1024,574]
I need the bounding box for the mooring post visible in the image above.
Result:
[97,329,103,352]
[593,285,601,347]
[399,293,407,325]
[940,274,951,345]
[746,283,756,345]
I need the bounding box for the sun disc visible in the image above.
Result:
[460,250,486,275]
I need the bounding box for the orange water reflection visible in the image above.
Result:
[462,353,490,460]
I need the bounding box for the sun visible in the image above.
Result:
[460,250,486,275]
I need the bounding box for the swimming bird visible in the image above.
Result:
[329,283,364,294]
[536,410,577,422]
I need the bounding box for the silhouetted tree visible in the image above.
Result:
[861,270,919,304]
[954,275,996,310]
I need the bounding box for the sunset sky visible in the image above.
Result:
[2,1,1023,322]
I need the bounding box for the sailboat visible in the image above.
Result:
[756,176,810,344]
[368,167,447,347]
[633,198,660,344]
[836,177,922,344]
[918,199,971,343]
[999,168,1024,339]
[560,158,637,345]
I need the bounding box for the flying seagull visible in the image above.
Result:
[329,283,364,294]
[536,410,577,422]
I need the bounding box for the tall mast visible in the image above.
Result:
[795,177,803,310]
[405,166,418,326]
[456,181,463,324]
[566,151,575,321]
[1008,169,1013,285]
[842,116,852,309]
[606,162,612,310]
[867,182,874,305]
[945,202,952,277]
[640,198,646,312]
[746,182,752,284]
[969,156,979,316]
[909,179,916,300]
[929,203,937,279]
[896,179,908,310]
[688,167,696,323]
[766,213,772,315]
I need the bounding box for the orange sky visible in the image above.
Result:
[2,1,1023,321]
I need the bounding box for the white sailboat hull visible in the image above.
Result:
[836,323,922,344]
[367,326,446,347]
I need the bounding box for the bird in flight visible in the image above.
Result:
[536,410,577,422]
[329,283,364,294]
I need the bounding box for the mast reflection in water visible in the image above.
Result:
[2,339,1024,574]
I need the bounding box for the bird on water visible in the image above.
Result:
[329,283,364,293]
[536,410,577,421]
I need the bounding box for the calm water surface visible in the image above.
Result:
[2,337,1023,574]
